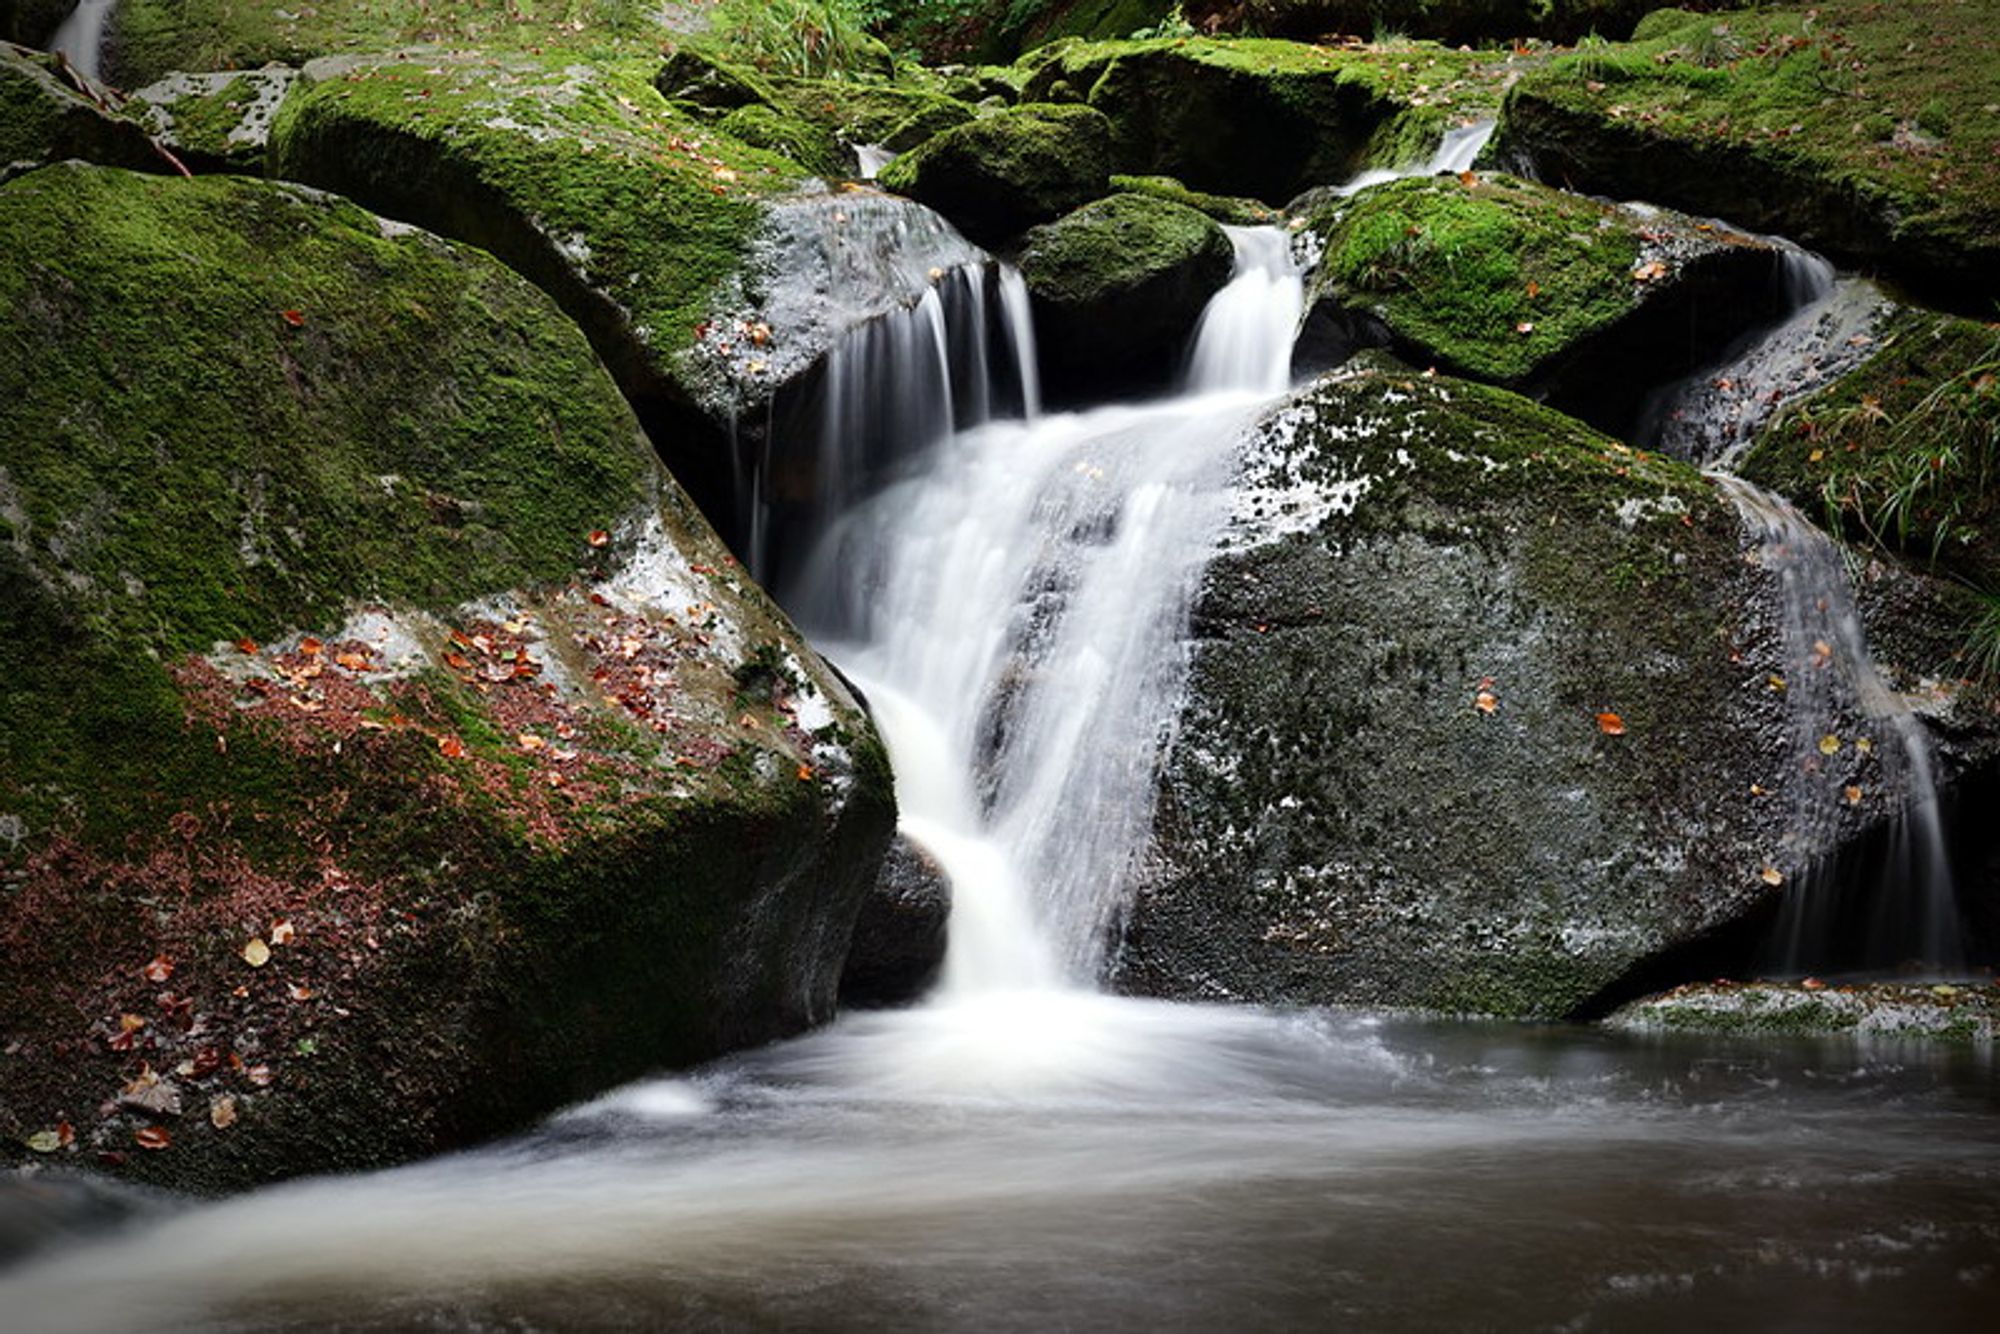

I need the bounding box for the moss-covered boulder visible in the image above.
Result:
[766,76,975,155]
[1120,362,1901,1017]
[1017,36,1522,203]
[1109,172,1276,225]
[1741,311,2000,591]
[0,41,162,175]
[1229,0,1668,46]
[875,102,1112,246]
[1491,2,2000,312]
[1610,980,2000,1042]
[0,164,894,1193]
[1297,171,1787,433]
[1018,192,1234,400]
[655,42,777,111]
[127,66,295,172]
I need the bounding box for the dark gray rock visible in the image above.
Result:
[841,836,950,1007]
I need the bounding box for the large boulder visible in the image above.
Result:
[127,66,297,173]
[1017,191,1235,401]
[0,164,894,1192]
[876,102,1113,246]
[1491,3,2000,313]
[1016,36,1521,202]
[1296,170,1787,435]
[1120,362,1926,1017]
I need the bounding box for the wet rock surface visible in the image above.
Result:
[876,102,1113,247]
[840,837,951,1008]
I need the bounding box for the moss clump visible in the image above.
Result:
[1742,311,2000,588]
[876,101,1112,245]
[1017,190,1234,396]
[765,76,975,152]
[1109,172,1275,224]
[1310,172,1644,383]
[718,103,848,177]
[1613,981,2000,1043]
[1494,2,2000,309]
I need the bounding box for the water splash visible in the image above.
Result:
[854,144,896,180]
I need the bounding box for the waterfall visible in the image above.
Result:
[787,231,1301,989]
[49,0,115,82]
[854,144,896,180]
[1714,475,1963,975]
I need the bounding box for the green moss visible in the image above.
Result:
[1742,311,2000,587]
[1496,2,2000,306]
[0,43,161,172]
[1018,191,1228,303]
[269,53,803,376]
[876,100,1112,243]
[1108,172,1276,223]
[718,103,848,177]
[765,76,975,151]
[109,0,676,86]
[1312,172,1642,383]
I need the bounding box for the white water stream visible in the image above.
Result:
[48,0,115,82]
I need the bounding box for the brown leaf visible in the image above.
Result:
[287,983,314,1002]
[133,1126,172,1150]
[140,955,174,983]
[335,651,369,671]
[270,919,295,946]
[1595,712,1627,735]
[1632,260,1668,283]
[298,636,323,656]
[438,735,467,759]
[209,1095,238,1130]
[1474,690,1499,715]
[246,1064,274,1087]
[587,529,611,548]
[234,638,259,655]
[1760,866,1784,886]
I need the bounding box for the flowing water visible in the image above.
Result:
[3,143,1996,1332]
[48,0,115,82]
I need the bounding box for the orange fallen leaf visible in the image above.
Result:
[587,529,611,548]
[335,651,369,671]
[279,309,305,328]
[1632,260,1668,283]
[1800,976,1826,991]
[235,638,259,655]
[1595,712,1626,735]
[134,1126,172,1150]
[438,735,467,759]
[518,733,546,752]
[299,636,323,656]
[118,1013,147,1034]
[1474,690,1499,714]
[796,764,814,782]
[1760,866,1784,886]
[141,955,174,983]
[288,983,314,1002]
[270,919,295,946]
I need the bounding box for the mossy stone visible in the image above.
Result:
[0,164,893,1193]
[0,41,163,175]
[875,101,1112,246]
[1296,171,1786,434]
[1108,172,1276,225]
[656,43,778,111]
[1018,191,1234,400]
[1121,363,1827,1018]
[718,102,847,178]
[1491,1,2000,312]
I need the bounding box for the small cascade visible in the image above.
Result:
[853,144,896,180]
[50,0,115,82]
[788,230,1300,987]
[1639,249,1893,469]
[1715,475,1963,975]
[1328,117,1497,198]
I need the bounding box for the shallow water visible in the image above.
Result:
[3,997,1995,1332]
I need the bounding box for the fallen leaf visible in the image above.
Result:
[1818,734,1841,755]
[796,763,814,782]
[242,938,271,968]
[1457,169,1478,186]
[587,529,611,548]
[270,919,295,946]
[279,309,306,328]
[335,651,369,671]
[209,1095,238,1130]
[235,638,259,655]
[1595,712,1627,735]
[246,1064,274,1087]
[438,735,467,759]
[1844,784,1864,804]
[518,733,546,752]
[1525,280,1541,298]
[25,1130,62,1153]
[141,955,174,983]
[299,636,323,656]
[1800,976,1826,991]
[1760,866,1785,886]
[118,1013,147,1034]
[1515,321,1535,335]
[1632,260,1669,283]
[133,1126,172,1151]
[287,983,314,1002]
[1474,690,1499,714]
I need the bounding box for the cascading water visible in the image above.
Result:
[1718,475,1964,975]
[790,228,1303,989]
[1639,240,1965,974]
[48,0,115,81]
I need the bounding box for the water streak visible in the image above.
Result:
[49,0,115,82]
